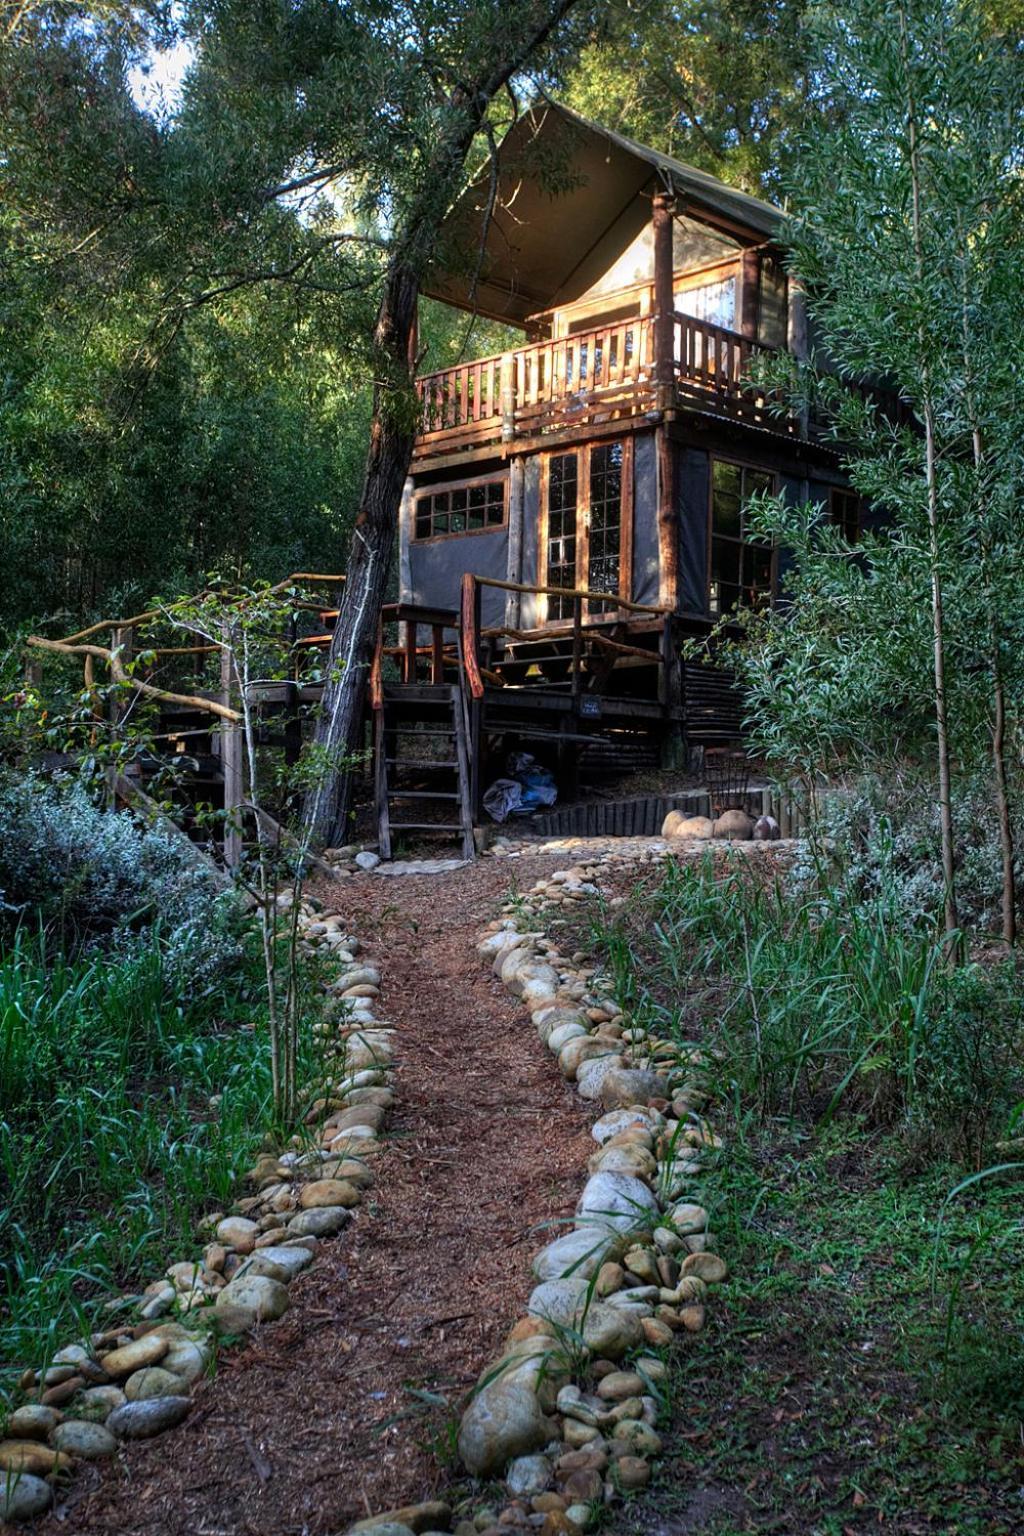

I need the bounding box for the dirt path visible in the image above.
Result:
[44,854,597,1536]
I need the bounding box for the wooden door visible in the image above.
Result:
[540,439,633,624]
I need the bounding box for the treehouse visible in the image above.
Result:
[374,104,856,853]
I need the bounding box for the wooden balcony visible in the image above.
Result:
[413,311,790,460]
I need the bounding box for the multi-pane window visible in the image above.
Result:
[587,443,623,597]
[831,488,861,544]
[676,275,737,331]
[709,460,775,617]
[414,478,506,540]
[546,454,579,619]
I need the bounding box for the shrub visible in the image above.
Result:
[0,769,244,993]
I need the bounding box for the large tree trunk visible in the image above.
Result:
[302,0,582,850]
[302,260,418,849]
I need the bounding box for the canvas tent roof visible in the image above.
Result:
[422,101,783,327]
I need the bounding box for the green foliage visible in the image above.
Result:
[0,923,322,1370]
[0,769,244,990]
[595,854,1024,1164]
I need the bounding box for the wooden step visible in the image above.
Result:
[387,821,464,832]
[385,757,458,769]
[386,789,460,800]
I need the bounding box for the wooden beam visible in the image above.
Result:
[740,248,760,341]
[652,192,676,412]
[505,457,525,629]
[655,424,679,611]
[219,636,244,870]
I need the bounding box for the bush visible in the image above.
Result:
[0,769,244,993]
[794,772,1024,937]
[595,853,1024,1164]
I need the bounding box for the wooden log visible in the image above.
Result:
[220,636,244,870]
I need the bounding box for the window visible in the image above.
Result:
[676,274,737,331]
[546,453,579,619]
[587,442,624,597]
[831,488,861,544]
[414,477,506,540]
[543,440,631,622]
[709,460,775,617]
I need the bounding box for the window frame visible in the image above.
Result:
[830,486,862,544]
[706,456,778,619]
[412,472,509,543]
[538,437,634,624]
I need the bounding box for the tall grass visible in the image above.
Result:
[593,854,1023,1162]
[0,928,322,1369]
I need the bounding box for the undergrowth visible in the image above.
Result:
[0,929,327,1378]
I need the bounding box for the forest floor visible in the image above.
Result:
[28,843,1024,1536]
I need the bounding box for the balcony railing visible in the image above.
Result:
[414,311,781,454]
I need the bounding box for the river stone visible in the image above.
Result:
[107,1396,192,1439]
[99,1334,169,1378]
[0,1441,71,1475]
[667,1202,708,1235]
[250,1243,314,1281]
[349,1503,451,1534]
[680,1251,728,1283]
[531,1229,618,1283]
[299,1178,361,1209]
[575,1053,626,1101]
[215,1215,261,1252]
[72,1385,126,1422]
[712,808,754,840]
[591,1109,655,1144]
[546,1019,590,1054]
[665,812,714,839]
[347,1525,414,1536]
[527,1282,643,1360]
[458,1377,554,1477]
[0,1473,52,1521]
[287,1206,351,1237]
[51,1419,118,1459]
[753,814,781,841]
[575,1172,660,1236]
[506,1453,552,1496]
[234,1252,292,1284]
[7,1405,59,1440]
[215,1274,290,1329]
[157,1338,209,1385]
[598,1068,670,1110]
[588,1142,657,1179]
[558,1036,613,1082]
[535,1008,589,1046]
[124,1367,190,1402]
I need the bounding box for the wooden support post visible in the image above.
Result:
[403,619,417,683]
[219,635,243,869]
[505,457,525,630]
[740,247,760,341]
[652,192,676,412]
[655,424,679,611]
[108,625,133,806]
[500,351,516,443]
[658,614,685,769]
[571,594,583,702]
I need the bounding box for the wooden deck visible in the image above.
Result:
[413,310,788,461]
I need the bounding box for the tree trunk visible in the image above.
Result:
[896,0,960,954]
[303,260,419,849]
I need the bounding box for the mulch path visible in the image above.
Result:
[38,853,598,1536]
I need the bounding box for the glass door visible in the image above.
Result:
[543,441,631,624]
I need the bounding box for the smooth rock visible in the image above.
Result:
[100,1335,168,1378]
[598,1068,670,1110]
[591,1109,654,1145]
[355,851,381,870]
[575,1172,660,1236]
[531,1229,617,1283]
[0,1473,52,1521]
[72,1385,126,1422]
[612,1420,662,1456]
[458,1378,554,1478]
[7,1405,59,1440]
[349,1503,451,1535]
[506,1453,553,1496]
[614,1455,651,1489]
[0,1440,71,1475]
[299,1178,361,1210]
[51,1420,118,1459]
[712,808,754,840]
[575,1054,626,1101]
[680,1252,728,1283]
[597,1371,644,1402]
[124,1367,190,1402]
[663,813,713,840]
[527,1282,642,1359]
[107,1395,192,1439]
[287,1206,351,1237]
[214,1274,291,1329]
[251,1243,315,1281]
[215,1215,261,1252]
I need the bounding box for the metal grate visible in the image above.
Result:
[703,746,751,814]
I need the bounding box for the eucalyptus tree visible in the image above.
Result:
[740,0,1024,949]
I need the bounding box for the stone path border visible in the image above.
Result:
[0,895,391,1526]
[350,841,731,1536]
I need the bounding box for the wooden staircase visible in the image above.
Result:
[374,682,475,861]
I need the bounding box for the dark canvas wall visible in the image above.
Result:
[677,446,710,616]
[632,433,660,606]
[406,526,509,627]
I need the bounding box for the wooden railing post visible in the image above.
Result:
[460,572,485,700]
[652,191,677,412]
[499,351,516,442]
